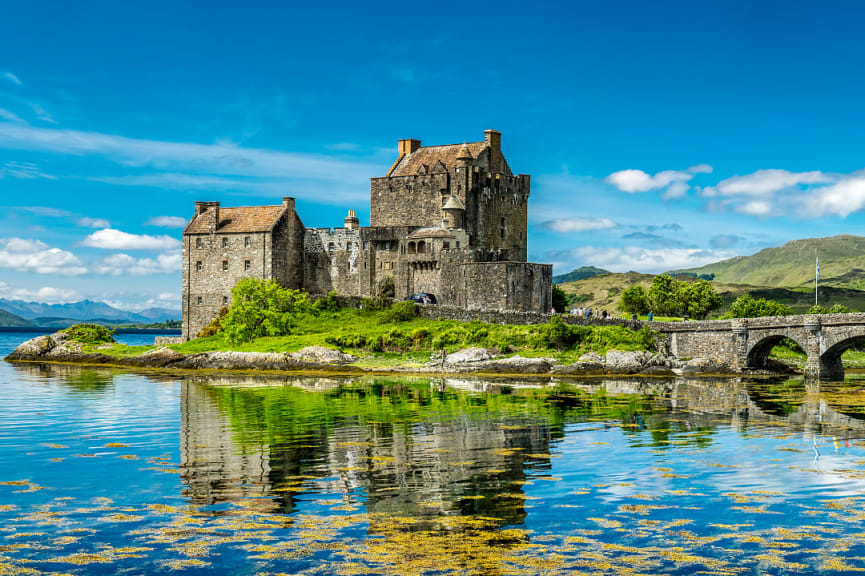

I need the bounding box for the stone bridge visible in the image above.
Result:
[651,313,865,380]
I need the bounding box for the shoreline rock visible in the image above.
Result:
[4,333,793,378]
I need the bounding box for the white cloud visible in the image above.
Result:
[12,286,80,304]
[605,165,711,198]
[802,174,865,218]
[702,169,831,198]
[30,103,56,124]
[541,217,618,233]
[735,200,773,216]
[554,245,736,274]
[95,252,181,275]
[0,108,23,122]
[0,161,55,180]
[3,72,21,86]
[145,216,187,228]
[77,217,111,228]
[82,229,181,251]
[159,292,180,301]
[0,123,379,204]
[0,237,87,275]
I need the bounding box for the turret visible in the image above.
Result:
[456,142,473,168]
[442,195,465,229]
[344,209,359,230]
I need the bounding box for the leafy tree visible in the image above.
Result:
[619,285,650,315]
[727,294,793,318]
[648,274,680,316]
[808,305,828,314]
[552,285,569,313]
[679,279,723,319]
[829,304,852,314]
[222,278,310,344]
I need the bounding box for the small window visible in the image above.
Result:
[222,260,228,271]
[223,296,229,305]
[196,261,202,271]
[384,262,392,270]
[222,237,228,249]
[363,241,369,250]
[244,236,251,248]
[328,242,335,251]
[195,238,202,248]
[443,241,449,250]
[197,296,203,304]
[244,260,251,271]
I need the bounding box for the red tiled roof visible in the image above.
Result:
[389,142,487,177]
[184,205,286,234]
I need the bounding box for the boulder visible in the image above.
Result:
[578,352,605,364]
[604,350,652,374]
[681,357,734,374]
[136,346,185,367]
[485,355,553,374]
[445,347,495,364]
[8,335,56,359]
[289,346,357,365]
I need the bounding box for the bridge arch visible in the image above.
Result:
[818,327,865,380]
[745,333,808,371]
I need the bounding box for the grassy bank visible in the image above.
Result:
[89,307,656,366]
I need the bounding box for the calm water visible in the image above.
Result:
[4,331,865,574]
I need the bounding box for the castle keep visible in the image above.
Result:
[182,130,552,339]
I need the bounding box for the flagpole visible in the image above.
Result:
[815,255,818,307]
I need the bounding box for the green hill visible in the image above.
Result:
[673,235,865,289]
[0,308,32,327]
[553,266,610,284]
[557,271,865,317]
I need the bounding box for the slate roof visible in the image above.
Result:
[389,142,486,177]
[184,205,286,234]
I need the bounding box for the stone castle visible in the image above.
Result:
[181,130,552,339]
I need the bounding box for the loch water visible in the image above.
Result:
[4,331,865,574]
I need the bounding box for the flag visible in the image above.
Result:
[816,257,820,279]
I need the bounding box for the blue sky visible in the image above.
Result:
[2,0,865,310]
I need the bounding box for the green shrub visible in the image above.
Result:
[197,307,227,338]
[313,290,340,312]
[726,294,794,318]
[63,324,116,345]
[384,300,419,322]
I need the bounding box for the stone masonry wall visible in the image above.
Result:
[183,229,273,339]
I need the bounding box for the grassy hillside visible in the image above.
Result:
[553,266,611,285]
[557,271,865,317]
[674,235,865,289]
[0,308,32,327]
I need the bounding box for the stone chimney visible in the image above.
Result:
[208,201,220,234]
[195,201,206,216]
[283,196,295,211]
[344,209,359,230]
[484,129,501,152]
[398,138,421,155]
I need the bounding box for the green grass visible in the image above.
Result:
[91,307,657,366]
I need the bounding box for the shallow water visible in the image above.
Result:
[4,331,865,574]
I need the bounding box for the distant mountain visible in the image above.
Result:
[136,307,182,322]
[0,308,32,327]
[553,266,610,285]
[0,298,179,325]
[673,235,865,289]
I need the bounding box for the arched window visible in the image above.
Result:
[417,241,426,253]
[408,242,416,254]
